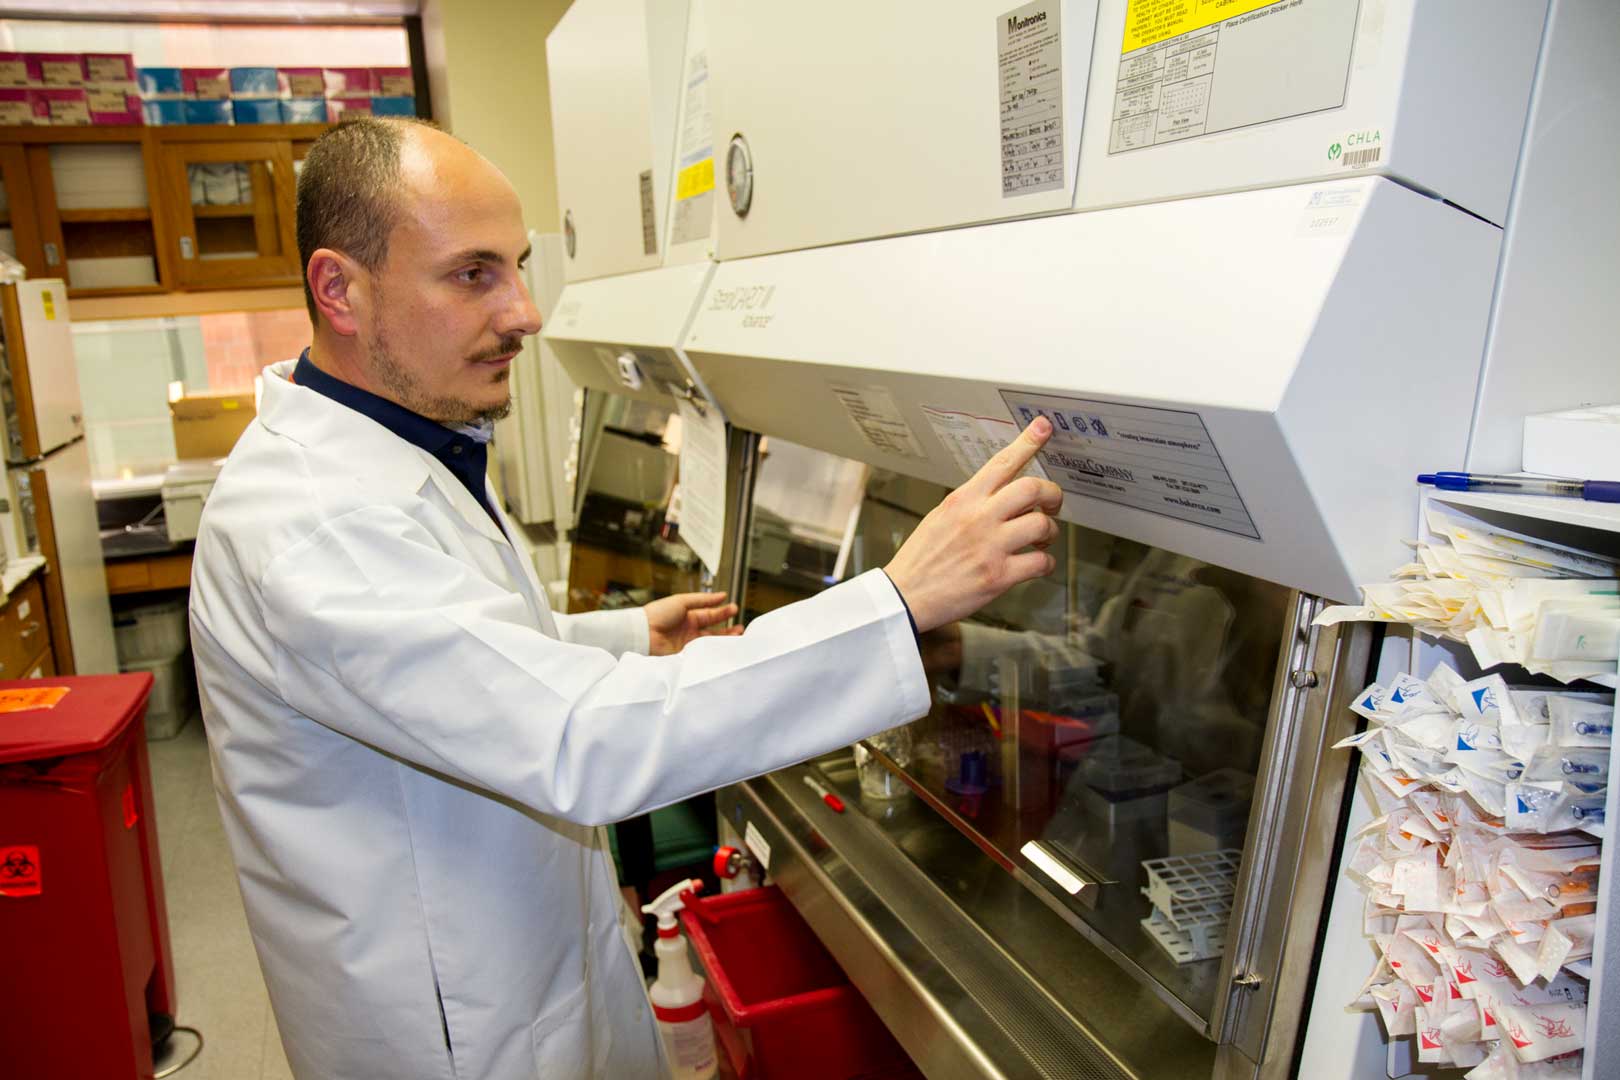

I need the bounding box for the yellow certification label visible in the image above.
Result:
[676,157,715,202]
[677,159,716,204]
[1121,0,1278,53]
[41,291,55,321]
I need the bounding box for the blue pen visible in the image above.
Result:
[1417,471,1620,503]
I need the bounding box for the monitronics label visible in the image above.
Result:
[998,1,1065,197]
[1109,0,1358,154]
[1000,391,1260,540]
[671,48,716,246]
[830,384,926,459]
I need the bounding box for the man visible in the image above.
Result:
[190,118,1063,1080]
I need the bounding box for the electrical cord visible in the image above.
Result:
[154,1025,204,1078]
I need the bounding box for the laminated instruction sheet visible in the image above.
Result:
[1001,390,1259,539]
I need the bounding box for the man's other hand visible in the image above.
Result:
[646,592,742,656]
[885,417,1064,633]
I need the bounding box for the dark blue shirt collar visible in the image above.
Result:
[292,349,500,526]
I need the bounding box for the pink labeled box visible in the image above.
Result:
[26,53,85,87]
[325,96,372,121]
[30,88,91,126]
[278,67,324,98]
[0,88,34,125]
[373,67,413,96]
[85,85,143,125]
[0,53,30,88]
[83,53,136,86]
[323,67,373,97]
[183,67,230,100]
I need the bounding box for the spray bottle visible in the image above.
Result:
[641,879,718,1080]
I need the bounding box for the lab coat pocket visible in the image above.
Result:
[530,981,590,1079]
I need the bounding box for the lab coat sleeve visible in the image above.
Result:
[258,505,930,825]
[550,608,650,658]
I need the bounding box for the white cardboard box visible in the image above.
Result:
[1523,406,1620,478]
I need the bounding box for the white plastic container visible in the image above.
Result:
[161,458,223,543]
[111,597,188,664]
[641,879,718,1080]
[122,650,195,740]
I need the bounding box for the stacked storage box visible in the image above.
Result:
[0,52,142,125]
[132,61,416,125]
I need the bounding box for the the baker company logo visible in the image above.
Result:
[1009,9,1047,31]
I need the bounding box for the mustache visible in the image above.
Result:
[467,337,526,364]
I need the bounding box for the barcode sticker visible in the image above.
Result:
[1342,146,1381,168]
[743,820,772,871]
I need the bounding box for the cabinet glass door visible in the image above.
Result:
[739,439,1294,1031]
[163,142,298,288]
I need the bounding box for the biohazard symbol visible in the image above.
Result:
[0,845,40,897]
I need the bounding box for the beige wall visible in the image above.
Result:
[422,0,573,233]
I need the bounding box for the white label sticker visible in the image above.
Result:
[830,384,926,459]
[920,406,1049,483]
[1001,390,1260,540]
[998,1,1065,197]
[675,398,727,577]
[743,820,772,871]
[16,599,30,619]
[670,43,715,247]
[1109,0,1358,155]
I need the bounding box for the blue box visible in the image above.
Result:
[141,99,187,126]
[279,98,327,123]
[231,98,280,124]
[136,67,184,99]
[182,99,233,125]
[229,67,278,98]
[369,95,416,118]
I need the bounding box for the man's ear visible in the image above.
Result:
[307,248,364,336]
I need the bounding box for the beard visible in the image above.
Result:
[368,307,517,424]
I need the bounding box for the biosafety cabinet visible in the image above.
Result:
[542,2,1620,1076]
[544,0,723,415]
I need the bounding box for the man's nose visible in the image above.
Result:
[496,276,544,338]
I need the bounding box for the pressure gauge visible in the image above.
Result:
[563,210,576,258]
[725,134,753,217]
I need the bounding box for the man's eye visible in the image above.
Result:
[457,267,484,284]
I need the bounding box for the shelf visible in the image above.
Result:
[67,284,306,321]
[1429,489,1620,535]
[59,206,152,223]
[192,204,255,218]
[66,284,167,300]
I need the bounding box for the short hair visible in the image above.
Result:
[295,116,440,323]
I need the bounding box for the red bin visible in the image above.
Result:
[681,885,919,1080]
[0,674,176,1078]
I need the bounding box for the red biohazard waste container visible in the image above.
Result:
[0,673,176,1078]
[681,885,921,1080]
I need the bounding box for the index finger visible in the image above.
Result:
[966,416,1052,496]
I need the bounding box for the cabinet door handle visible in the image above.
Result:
[179,236,195,260]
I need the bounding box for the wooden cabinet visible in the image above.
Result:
[0,573,53,681]
[0,124,326,298]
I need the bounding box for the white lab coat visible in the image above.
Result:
[189,359,929,1080]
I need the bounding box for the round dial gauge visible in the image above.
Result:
[725,135,754,217]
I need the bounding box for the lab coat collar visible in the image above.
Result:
[256,359,509,545]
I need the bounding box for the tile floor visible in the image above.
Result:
[148,714,294,1080]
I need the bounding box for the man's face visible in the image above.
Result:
[356,136,541,424]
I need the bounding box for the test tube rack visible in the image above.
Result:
[1139,849,1241,965]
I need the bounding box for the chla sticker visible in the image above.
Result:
[0,844,41,897]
